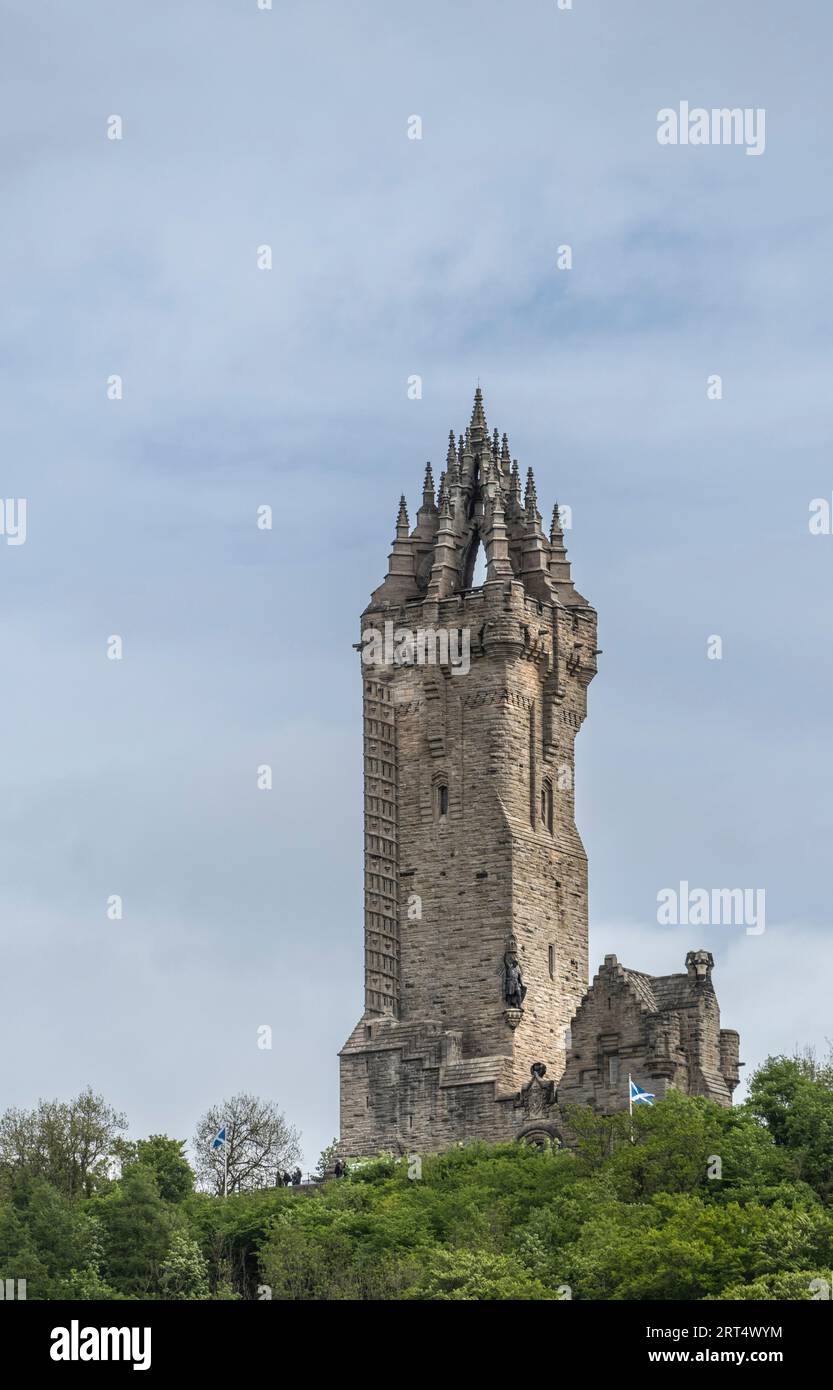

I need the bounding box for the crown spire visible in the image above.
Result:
[471,385,487,429]
[366,387,592,613]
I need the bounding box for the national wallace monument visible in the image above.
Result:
[338,389,740,1157]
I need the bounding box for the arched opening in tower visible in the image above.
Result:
[462,531,487,588]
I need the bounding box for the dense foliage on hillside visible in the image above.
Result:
[2,1054,833,1300]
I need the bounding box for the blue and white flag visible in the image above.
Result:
[211,1125,227,1150]
[629,1079,655,1106]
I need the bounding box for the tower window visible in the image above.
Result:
[437,784,449,818]
[548,944,555,979]
[541,778,553,833]
[608,1055,619,1086]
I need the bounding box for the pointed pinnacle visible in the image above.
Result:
[423,462,435,502]
[437,470,447,507]
[550,503,564,543]
[396,494,410,534]
[470,386,487,433]
[524,467,538,510]
[447,432,457,467]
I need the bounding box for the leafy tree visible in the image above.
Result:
[565,1192,833,1301]
[316,1138,339,1179]
[160,1230,209,1299]
[0,1089,127,1198]
[55,1264,121,1300]
[0,1177,106,1298]
[748,1055,833,1201]
[134,1136,194,1203]
[184,1186,297,1298]
[192,1094,300,1195]
[402,1248,556,1301]
[0,1199,49,1297]
[707,1270,825,1300]
[97,1164,172,1297]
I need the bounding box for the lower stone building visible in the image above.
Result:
[561,950,745,1112]
[558,949,741,1115]
[339,948,741,1155]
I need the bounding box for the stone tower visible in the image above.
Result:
[339,388,599,1156]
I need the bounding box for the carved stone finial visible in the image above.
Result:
[686,949,714,984]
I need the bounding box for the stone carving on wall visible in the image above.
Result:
[514,1063,562,1149]
[503,938,527,1010]
[686,949,714,984]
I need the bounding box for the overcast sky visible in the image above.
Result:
[2,0,831,1171]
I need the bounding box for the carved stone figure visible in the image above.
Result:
[514,1062,556,1119]
[504,947,527,1009]
[685,948,714,984]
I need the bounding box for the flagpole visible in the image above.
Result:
[628,1074,635,1144]
[223,1125,228,1199]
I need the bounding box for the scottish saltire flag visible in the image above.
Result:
[211,1126,227,1150]
[629,1079,655,1106]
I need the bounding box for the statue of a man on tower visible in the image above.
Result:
[503,941,527,1010]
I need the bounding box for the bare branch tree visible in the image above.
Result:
[192,1093,301,1195]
